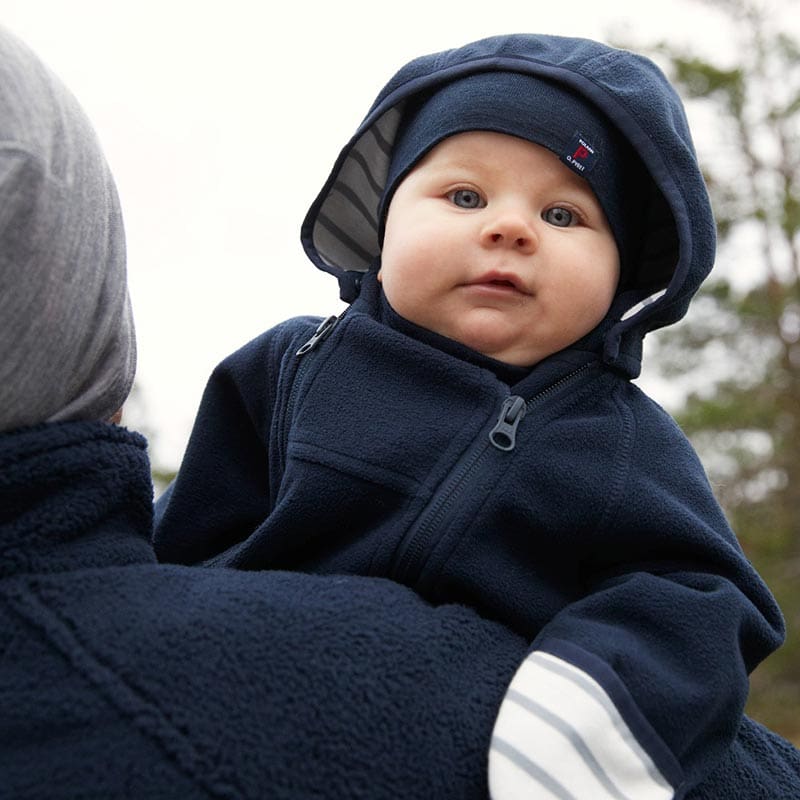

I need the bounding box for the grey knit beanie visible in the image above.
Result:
[0,27,136,433]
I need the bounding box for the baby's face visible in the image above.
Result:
[378,131,620,366]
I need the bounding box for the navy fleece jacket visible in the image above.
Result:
[0,423,532,799]
[3,424,798,800]
[154,34,792,799]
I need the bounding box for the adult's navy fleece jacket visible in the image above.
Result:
[2,424,798,800]
[154,34,794,799]
[1,422,532,799]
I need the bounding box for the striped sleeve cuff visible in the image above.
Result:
[489,649,677,800]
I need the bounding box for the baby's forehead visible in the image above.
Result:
[423,130,559,161]
[415,130,596,191]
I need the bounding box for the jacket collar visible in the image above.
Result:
[0,421,155,579]
[350,270,603,395]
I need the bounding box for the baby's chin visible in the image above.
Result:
[438,320,542,368]
[470,342,541,368]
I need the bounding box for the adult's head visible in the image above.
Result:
[0,26,135,433]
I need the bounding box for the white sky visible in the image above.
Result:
[2,0,791,468]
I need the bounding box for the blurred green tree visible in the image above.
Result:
[633,0,800,743]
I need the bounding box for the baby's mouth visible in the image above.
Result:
[486,279,516,288]
[466,271,529,295]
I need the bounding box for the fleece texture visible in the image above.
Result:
[154,274,789,796]
[155,33,797,797]
[0,422,535,799]
[0,429,796,799]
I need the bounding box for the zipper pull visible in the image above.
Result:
[489,395,526,451]
[296,314,339,356]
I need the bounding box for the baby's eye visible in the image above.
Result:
[448,189,485,209]
[542,206,576,227]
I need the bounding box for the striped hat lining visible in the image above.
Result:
[313,105,403,271]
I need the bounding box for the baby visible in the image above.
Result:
[155,35,786,799]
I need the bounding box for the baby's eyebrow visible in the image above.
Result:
[429,160,484,174]
[424,157,603,206]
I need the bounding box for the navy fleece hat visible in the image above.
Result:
[380,70,645,279]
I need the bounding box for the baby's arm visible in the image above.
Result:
[153,317,319,564]
[489,394,784,799]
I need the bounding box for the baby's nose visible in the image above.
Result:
[481,213,538,252]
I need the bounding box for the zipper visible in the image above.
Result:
[394,436,494,580]
[279,312,345,469]
[489,395,526,451]
[296,314,340,356]
[489,362,594,452]
[394,362,594,581]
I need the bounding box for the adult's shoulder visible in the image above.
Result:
[11,563,527,800]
